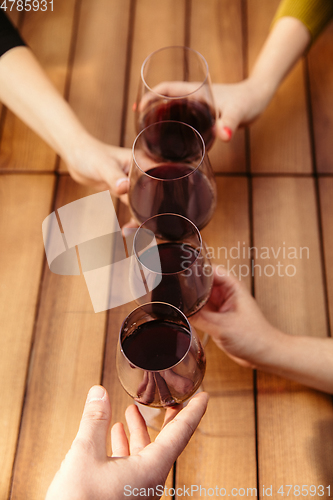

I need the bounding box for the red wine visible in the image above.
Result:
[122,319,191,371]
[138,98,216,151]
[137,242,212,316]
[129,163,216,230]
[139,241,198,273]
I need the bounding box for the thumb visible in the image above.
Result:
[115,176,130,196]
[74,386,111,460]
[100,161,129,196]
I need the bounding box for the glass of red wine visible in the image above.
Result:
[135,45,216,151]
[129,120,217,230]
[130,213,213,317]
[116,301,206,407]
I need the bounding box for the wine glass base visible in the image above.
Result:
[135,385,205,431]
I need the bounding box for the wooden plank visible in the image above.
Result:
[190,0,246,173]
[0,0,76,172]
[10,177,108,500]
[258,387,333,498]
[253,177,326,335]
[319,177,333,332]
[247,0,312,173]
[58,0,131,173]
[308,23,333,173]
[176,177,257,497]
[102,200,173,500]
[124,0,186,150]
[0,174,54,500]
[253,177,333,497]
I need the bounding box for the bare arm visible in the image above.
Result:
[191,270,333,394]
[0,46,130,196]
[214,16,311,140]
[249,16,311,104]
[0,46,85,158]
[257,330,333,394]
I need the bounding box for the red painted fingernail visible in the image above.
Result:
[132,102,137,111]
[223,127,232,140]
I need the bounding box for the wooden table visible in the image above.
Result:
[1,1,333,498]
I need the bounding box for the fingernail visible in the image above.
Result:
[116,178,129,188]
[132,102,137,111]
[87,386,106,403]
[122,227,137,238]
[223,127,232,140]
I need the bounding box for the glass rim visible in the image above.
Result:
[132,120,206,181]
[141,45,210,98]
[119,301,193,372]
[133,213,203,276]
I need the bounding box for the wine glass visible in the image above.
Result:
[135,46,216,151]
[129,120,217,230]
[116,301,206,407]
[130,213,213,318]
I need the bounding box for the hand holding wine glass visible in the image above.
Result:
[45,385,208,500]
[135,46,217,151]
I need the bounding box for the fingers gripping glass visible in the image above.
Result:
[135,45,216,151]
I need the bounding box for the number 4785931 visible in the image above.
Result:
[0,1,53,11]
[277,485,330,496]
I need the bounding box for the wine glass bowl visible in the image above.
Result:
[130,213,213,317]
[135,46,216,151]
[129,121,217,230]
[116,302,206,407]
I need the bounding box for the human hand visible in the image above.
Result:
[137,79,271,145]
[65,133,132,204]
[45,385,208,500]
[212,78,273,142]
[190,268,278,368]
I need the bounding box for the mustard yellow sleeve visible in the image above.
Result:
[272,0,333,42]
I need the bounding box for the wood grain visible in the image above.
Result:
[103,200,173,500]
[10,177,108,500]
[58,0,131,173]
[190,0,246,173]
[319,177,333,333]
[0,0,77,172]
[176,177,257,497]
[253,177,333,497]
[247,0,312,173]
[0,174,54,500]
[2,3,333,499]
[308,23,333,173]
[258,388,333,497]
[253,177,326,335]
[124,0,186,149]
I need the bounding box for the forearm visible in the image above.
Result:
[248,16,311,105]
[256,329,333,394]
[0,46,88,162]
